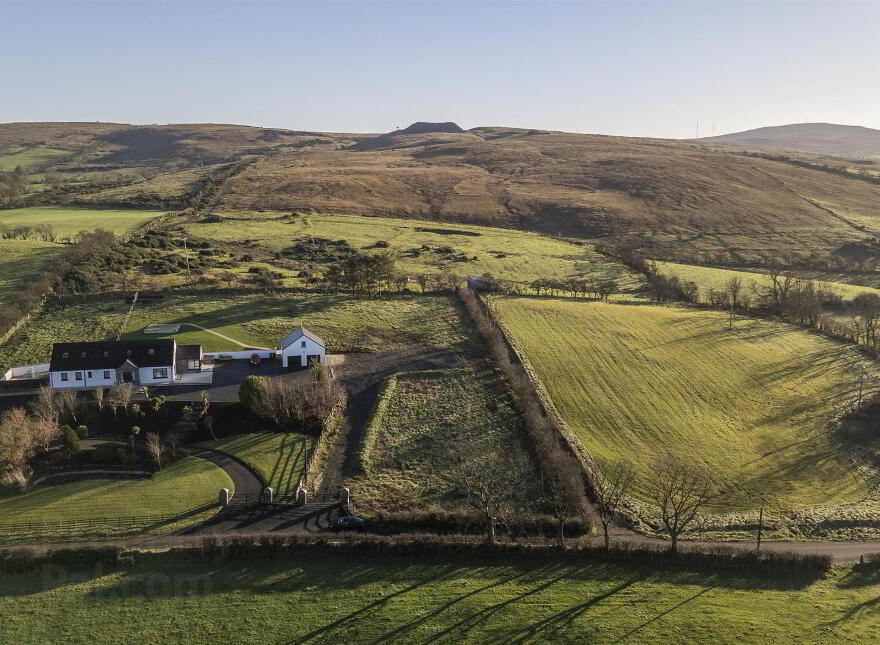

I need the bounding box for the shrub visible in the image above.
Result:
[375,240,390,248]
[62,426,80,454]
[75,425,89,439]
[239,376,268,417]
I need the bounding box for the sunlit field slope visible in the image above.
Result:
[0,239,64,304]
[0,206,160,237]
[654,260,880,301]
[184,211,643,287]
[493,297,878,510]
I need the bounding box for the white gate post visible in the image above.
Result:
[296,485,307,504]
[218,488,230,507]
[261,487,274,504]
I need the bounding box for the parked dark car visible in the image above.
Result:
[329,516,366,531]
[249,353,261,366]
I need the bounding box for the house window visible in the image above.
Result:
[152,368,169,379]
[301,340,307,348]
[75,372,83,381]
[60,373,68,382]
[103,371,111,379]
[127,350,133,357]
[87,371,92,379]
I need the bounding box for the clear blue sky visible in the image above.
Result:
[3,0,879,138]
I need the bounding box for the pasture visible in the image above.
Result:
[0,239,64,303]
[655,260,880,301]
[0,206,161,238]
[0,300,126,369]
[493,297,879,513]
[0,145,70,171]
[197,432,314,497]
[0,456,231,537]
[184,211,643,287]
[122,292,474,353]
[347,367,535,513]
[0,553,877,643]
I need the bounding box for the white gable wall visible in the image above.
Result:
[281,336,326,368]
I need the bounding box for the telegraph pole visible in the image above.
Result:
[182,237,191,279]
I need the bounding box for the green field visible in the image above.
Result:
[0,239,64,303]
[0,552,877,643]
[198,432,314,496]
[0,456,231,533]
[347,367,535,513]
[122,292,474,353]
[0,300,126,369]
[0,206,161,237]
[493,297,879,516]
[184,211,643,287]
[655,260,880,301]
[0,145,70,171]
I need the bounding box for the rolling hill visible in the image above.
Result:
[701,122,880,158]
[6,121,880,265]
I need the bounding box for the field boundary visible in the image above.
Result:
[357,373,398,475]
[476,293,599,477]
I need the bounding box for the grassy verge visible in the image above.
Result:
[0,552,877,643]
[197,432,314,497]
[346,366,537,514]
[492,296,880,519]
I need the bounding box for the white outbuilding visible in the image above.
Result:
[279,326,326,369]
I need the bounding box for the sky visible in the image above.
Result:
[2,0,879,138]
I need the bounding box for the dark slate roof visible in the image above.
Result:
[175,344,203,361]
[49,340,176,372]
[280,326,325,349]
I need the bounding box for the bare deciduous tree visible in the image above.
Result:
[442,452,521,543]
[111,382,134,416]
[592,458,636,549]
[30,386,61,424]
[93,387,105,412]
[542,460,585,548]
[144,432,163,469]
[650,458,715,554]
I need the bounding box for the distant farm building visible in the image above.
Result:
[279,327,326,368]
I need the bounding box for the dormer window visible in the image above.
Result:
[81,352,87,358]
[127,350,132,357]
[148,348,155,356]
[103,350,109,357]
[62,352,69,359]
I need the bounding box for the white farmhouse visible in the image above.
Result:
[48,339,202,389]
[279,327,326,369]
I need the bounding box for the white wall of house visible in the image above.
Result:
[137,364,175,385]
[49,364,175,389]
[50,368,117,389]
[281,336,326,368]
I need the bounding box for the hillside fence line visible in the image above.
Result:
[457,287,604,520]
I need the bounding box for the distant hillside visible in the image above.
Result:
[701,122,880,158]
[6,120,880,266]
